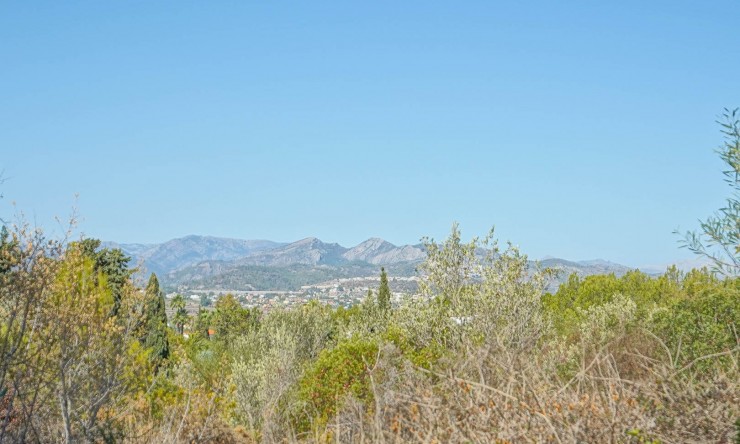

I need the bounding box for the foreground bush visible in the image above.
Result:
[297,337,379,432]
[331,342,738,443]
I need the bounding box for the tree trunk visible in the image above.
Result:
[59,392,72,444]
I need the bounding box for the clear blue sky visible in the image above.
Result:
[2,1,739,267]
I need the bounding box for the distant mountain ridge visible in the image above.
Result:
[343,238,426,264]
[538,257,634,283]
[104,235,285,275]
[108,235,428,275]
[107,235,644,292]
[236,237,349,267]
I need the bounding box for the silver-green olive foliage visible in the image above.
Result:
[680,108,740,276]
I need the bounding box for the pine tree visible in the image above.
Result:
[377,267,391,311]
[74,238,132,316]
[143,273,169,369]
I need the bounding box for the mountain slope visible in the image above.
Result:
[539,257,633,281]
[236,237,348,267]
[108,235,284,274]
[342,238,425,264]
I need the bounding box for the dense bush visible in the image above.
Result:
[652,286,740,371]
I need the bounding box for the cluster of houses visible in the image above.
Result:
[166,275,421,314]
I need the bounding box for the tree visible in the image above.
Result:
[418,223,479,304]
[398,224,550,353]
[679,108,740,276]
[74,238,132,315]
[377,267,391,311]
[95,248,131,315]
[171,294,188,336]
[33,243,143,442]
[0,221,59,442]
[211,294,259,345]
[143,273,169,369]
[230,301,332,435]
[193,308,212,340]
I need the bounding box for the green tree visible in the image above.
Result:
[211,294,259,345]
[143,273,169,369]
[679,108,740,276]
[95,248,131,315]
[418,222,479,305]
[74,238,132,315]
[377,267,391,311]
[19,242,149,443]
[171,294,188,335]
[193,308,212,340]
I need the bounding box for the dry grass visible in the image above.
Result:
[325,340,739,444]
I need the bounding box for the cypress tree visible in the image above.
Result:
[377,267,391,311]
[143,273,169,369]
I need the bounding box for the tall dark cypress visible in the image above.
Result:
[143,273,169,369]
[377,267,391,311]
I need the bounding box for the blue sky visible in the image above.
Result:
[1,1,739,267]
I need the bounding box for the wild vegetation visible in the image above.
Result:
[0,113,738,442]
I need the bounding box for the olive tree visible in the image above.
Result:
[680,108,740,276]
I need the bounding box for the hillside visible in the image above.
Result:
[107,235,284,275]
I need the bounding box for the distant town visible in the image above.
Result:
[165,275,421,319]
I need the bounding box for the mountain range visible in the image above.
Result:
[105,235,649,292]
[104,236,284,275]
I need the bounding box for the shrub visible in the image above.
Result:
[297,337,379,430]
